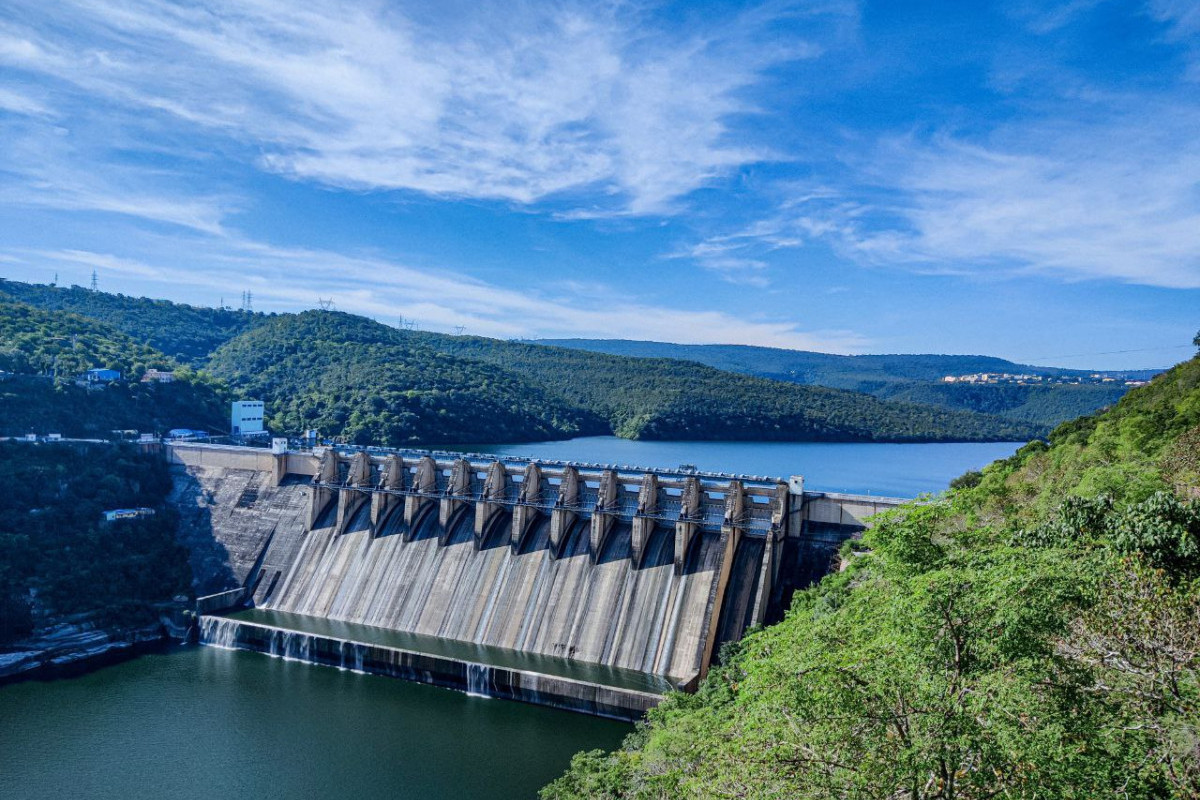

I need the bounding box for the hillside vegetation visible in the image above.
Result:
[545,351,1200,799]
[538,338,1150,428]
[206,311,1040,445]
[205,312,604,445]
[0,279,264,365]
[0,442,192,643]
[0,300,227,436]
[1,280,1041,444]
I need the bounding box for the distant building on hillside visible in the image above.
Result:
[82,368,121,384]
[231,400,266,437]
[102,507,156,523]
[167,428,209,440]
[141,369,176,383]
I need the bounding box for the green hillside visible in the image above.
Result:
[0,300,227,436]
[537,338,1151,427]
[0,280,1042,444]
[205,312,606,445]
[875,381,1130,427]
[0,279,264,365]
[545,351,1200,799]
[206,312,1040,444]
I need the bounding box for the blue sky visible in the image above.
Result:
[0,0,1196,369]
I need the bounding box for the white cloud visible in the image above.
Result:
[0,0,843,215]
[711,104,1200,290]
[8,232,865,351]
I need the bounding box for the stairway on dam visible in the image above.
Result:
[170,443,906,718]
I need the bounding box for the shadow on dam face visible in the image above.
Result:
[173,444,906,718]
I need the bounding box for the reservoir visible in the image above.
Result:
[451,437,1025,498]
[0,646,628,800]
[1,440,1022,799]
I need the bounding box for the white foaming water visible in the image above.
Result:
[466,663,491,698]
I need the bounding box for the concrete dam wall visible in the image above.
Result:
[169,443,907,716]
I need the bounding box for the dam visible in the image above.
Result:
[170,442,906,720]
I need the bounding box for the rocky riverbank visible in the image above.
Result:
[0,614,191,685]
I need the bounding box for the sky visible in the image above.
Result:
[0,0,1197,370]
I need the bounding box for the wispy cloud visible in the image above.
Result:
[6,231,865,352]
[685,102,1200,290]
[0,0,845,216]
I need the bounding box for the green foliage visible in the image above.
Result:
[2,281,1040,445]
[0,442,192,643]
[537,338,1145,429]
[204,311,1039,445]
[0,279,263,365]
[422,332,1040,443]
[205,312,605,445]
[0,376,227,437]
[0,299,168,379]
[0,300,228,436]
[544,354,1200,799]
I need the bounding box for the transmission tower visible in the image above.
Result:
[453,325,465,335]
[90,270,98,291]
[318,297,336,311]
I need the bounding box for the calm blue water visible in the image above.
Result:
[451,437,1025,498]
[0,646,628,800]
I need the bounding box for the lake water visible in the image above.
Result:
[0,646,627,800]
[0,439,1027,800]
[451,437,1025,498]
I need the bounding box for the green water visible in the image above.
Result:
[0,646,628,800]
[228,608,679,693]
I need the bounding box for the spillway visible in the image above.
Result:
[264,510,721,679]
[171,442,907,718]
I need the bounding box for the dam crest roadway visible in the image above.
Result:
[171,442,906,720]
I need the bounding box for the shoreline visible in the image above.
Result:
[0,622,183,687]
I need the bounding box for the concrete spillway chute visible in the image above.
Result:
[549,466,580,558]
[439,458,473,543]
[404,455,439,535]
[308,448,341,528]
[511,462,543,552]
[474,460,509,549]
[335,451,373,535]
[631,473,659,568]
[370,454,406,534]
[673,476,702,575]
[590,469,619,563]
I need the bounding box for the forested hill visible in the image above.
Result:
[544,349,1200,799]
[205,312,606,445]
[0,279,264,365]
[0,299,227,436]
[206,311,1040,444]
[536,338,1153,427]
[536,338,1062,383]
[0,279,1041,444]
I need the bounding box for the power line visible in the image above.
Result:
[1024,344,1193,362]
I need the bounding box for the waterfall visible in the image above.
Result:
[199,616,239,649]
[265,627,312,662]
[465,663,491,698]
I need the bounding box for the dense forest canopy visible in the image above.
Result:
[206,311,1041,444]
[537,338,1153,428]
[0,442,192,643]
[0,279,264,366]
[2,279,1041,444]
[0,300,227,437]
[544,351,1200,799]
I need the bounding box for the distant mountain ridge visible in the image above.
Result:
[0,279,1041,445]
[533,339,1158,427]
